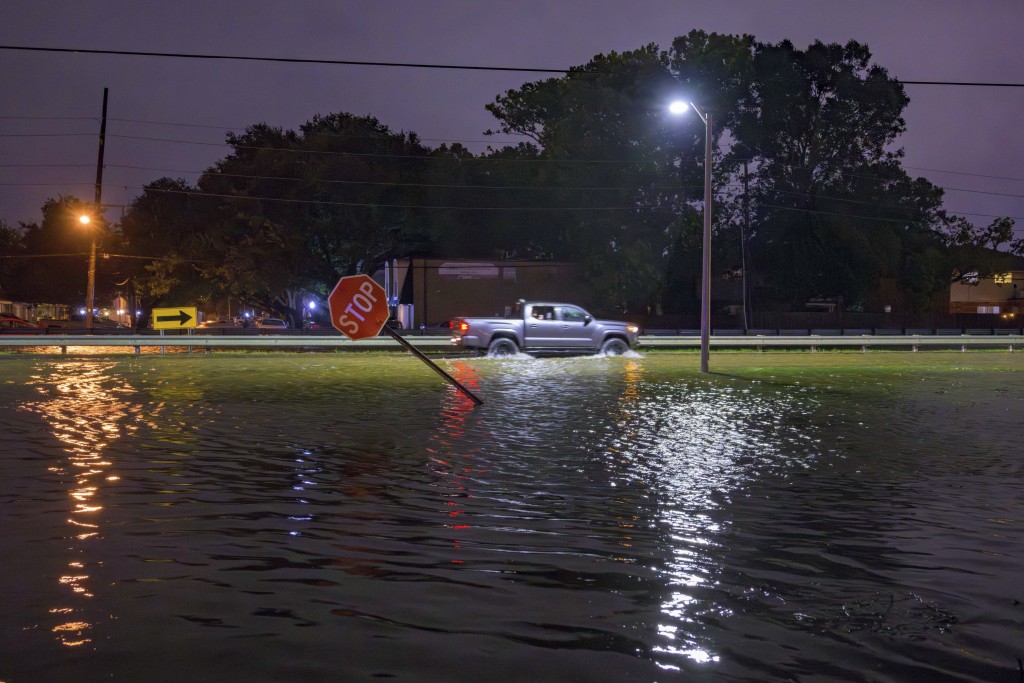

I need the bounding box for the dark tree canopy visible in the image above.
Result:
[3,196,107,305]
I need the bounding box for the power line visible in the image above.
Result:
[132,185,1024,223]
[139,185,659,211]
[4,155,1024,189]
[105,133,638,163]
[0,251,210,263]
[0,45,575,74]
[6,118,1023,182]
[0,113,528,145]
[2,45,1022,89]
[903,165,1024,183]
[102,164,697,192]
[109,117,523,145]
[0,252,88,259]
[8,122,1022,180]
[758,202,1024,224]
[0,164,94,168]
[3,170,1021,223]
[901,80,1024,88]
[0,115,96,122]
[8,161,1022,202]
[0,133,96,138]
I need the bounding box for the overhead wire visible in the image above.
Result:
[4,116,1024,182]
[7,126,1021,193]
[97,184,1023,223]
[2,44,1023,88]
[2,169,1020,224]
[3,164,1023,204]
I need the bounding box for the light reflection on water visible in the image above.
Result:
[0,353,1021,681]
[20,361,151,648]
[585,359,825,670]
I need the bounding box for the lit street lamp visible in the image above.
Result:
[78,212,98,331]
[669,100,712,373]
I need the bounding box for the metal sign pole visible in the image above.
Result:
[383,326,483,405]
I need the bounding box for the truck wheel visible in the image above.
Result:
[487,338,519,357]
[600,338,629,356]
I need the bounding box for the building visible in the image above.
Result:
[949,271,1024,316]
[384,258,586,329]
[0,299,68,322]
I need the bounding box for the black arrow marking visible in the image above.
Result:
[156,310,193,326]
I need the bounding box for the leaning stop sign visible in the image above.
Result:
[328,274,390,340]
[327,273,483,405]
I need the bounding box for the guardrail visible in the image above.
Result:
[640,334,1023,351]
[1,333,1022,354]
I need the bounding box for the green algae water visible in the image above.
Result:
[1,352,1021,681]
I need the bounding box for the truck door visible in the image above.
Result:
[554,305,595,348]
[524,305,562,348]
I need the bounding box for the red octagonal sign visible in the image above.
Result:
[328,274,389,340]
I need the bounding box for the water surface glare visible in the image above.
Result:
[0,353,1021,681]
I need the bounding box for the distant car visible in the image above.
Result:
[0,315,43,333]
[198,318,240,329]
[71,313,124,327]
[255,318,289,330]
[39,316,123,330]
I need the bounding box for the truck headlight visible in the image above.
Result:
[627,325,639,333]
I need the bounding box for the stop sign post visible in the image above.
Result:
[328,274,482,405]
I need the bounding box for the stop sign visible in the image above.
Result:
[328,274,390,340]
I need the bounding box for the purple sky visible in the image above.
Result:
[2,0,1021,235]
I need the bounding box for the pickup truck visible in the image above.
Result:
[451,302,640,356]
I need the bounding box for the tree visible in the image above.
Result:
[193,115,438,324]
[15,195,104,306]
[119,178,221,327]
[423,141,569,261]
[0,219,24,299]
[485,31,969,316]
[120,115,444,325]
[486,45,694,313]
[942,216,1023,285]
[714,38,953,312]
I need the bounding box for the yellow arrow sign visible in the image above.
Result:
[152,307,198,330]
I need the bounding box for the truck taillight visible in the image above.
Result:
[457,321,470,334]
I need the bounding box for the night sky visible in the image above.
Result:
[2,0,1021,234]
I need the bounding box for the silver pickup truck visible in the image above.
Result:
[451,302,640,356]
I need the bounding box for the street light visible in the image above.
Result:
[78,212,98,331]
[669,100,712,373]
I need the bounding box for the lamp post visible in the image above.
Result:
[669,100,712,373]
[78,213,98,330]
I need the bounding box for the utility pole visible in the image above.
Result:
[741,160,750,332]
[85,87,108,330]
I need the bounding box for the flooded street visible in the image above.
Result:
[1,352,1021,681]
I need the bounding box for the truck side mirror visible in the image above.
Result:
[584,315,592,325]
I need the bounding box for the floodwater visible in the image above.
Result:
[0,352,1021,682]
